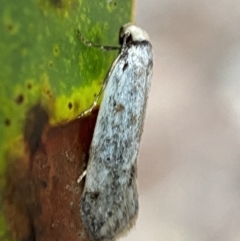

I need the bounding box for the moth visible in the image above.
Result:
[79,23,153,241]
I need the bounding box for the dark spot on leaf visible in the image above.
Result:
[114,2,117,6]
[54,46,59,55]
[4,118,11,126]
[7,24,13,31]
[15,94,24,104]
[26,225,37,241]
[49,0,62,8]
[49,61,53,67]
[45,90,52,98]
[24,105,49,155]
[27,83,32,89]
[39,180,48,188]
[68,102,73,109]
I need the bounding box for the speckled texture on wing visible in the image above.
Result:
[81,40,153,241]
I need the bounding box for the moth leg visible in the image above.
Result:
[77,94,100,118]
[77,29,120,118]
[77,30,120,51]
[77,81,107,118]
[77,170,87,183]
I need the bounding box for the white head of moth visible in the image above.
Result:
[79,23,153,241]
[120,23,149,42]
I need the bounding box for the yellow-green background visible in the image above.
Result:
[0,0,134,238]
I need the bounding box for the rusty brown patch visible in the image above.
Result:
[3,105,98,240]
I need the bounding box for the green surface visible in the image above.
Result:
[0,0,134,238]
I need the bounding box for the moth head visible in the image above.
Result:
[119,23,149,45]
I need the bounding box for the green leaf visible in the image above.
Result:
[0,0,134,239]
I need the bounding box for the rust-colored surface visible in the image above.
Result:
[4,108,98,241]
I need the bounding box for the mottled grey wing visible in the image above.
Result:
[81,41,153,241]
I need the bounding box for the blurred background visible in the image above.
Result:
[124,1,240,240]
